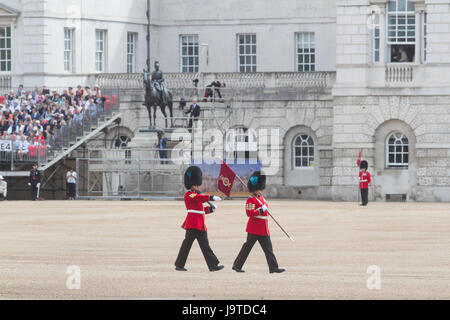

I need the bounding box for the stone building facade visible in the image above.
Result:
[1,0,450,201]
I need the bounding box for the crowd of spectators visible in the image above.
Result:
[0,84,104,161]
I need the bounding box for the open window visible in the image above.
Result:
[387,0,415,63]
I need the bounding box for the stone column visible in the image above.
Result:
[414,5,425,64]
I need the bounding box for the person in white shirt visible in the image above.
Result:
[0,175,7,201]
[17,136,30,161]
[66,169,77,200]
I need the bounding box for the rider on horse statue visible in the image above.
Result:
[151,61,168,105]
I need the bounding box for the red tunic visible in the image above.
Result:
[245,196,270,236]
[359,171,371,189]
[181,191,212,231]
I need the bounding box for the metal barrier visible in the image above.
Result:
[0,88,120,170]
[75,154,189,200]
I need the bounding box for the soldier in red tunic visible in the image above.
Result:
[174,166,224,272]
[359,160,371,206]
[232,171,285,274]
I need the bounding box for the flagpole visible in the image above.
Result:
[232,172,295,242]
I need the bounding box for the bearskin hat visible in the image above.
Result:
[360,160,369,170]
[247,171,266,193]
[184,166,203,189]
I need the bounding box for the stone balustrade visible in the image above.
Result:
[95,72,335,90]
[385,64,414,83]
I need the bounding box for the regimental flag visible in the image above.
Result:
[356,151,362,167]
[218,161,237,198]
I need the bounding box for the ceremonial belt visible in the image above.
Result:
[360,180,368,182]
[254,216,268,220]
[187,210,205,215]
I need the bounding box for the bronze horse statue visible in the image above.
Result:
[143,62,174,129]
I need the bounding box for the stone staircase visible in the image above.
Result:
[39,112,122,172]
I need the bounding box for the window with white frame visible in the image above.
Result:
[387,132,409,168]
[64,28,74,72]
[180,35,199,73]
[237,34,256,72]
[0,26,12,72]
[387,0,415,63]
[293,135,315,168]
[226,127,258,163]
[95,30,106,72]
[127,32,137,73]
[423,12,427,63]
[372,15,380,63]
[296,33,315,72]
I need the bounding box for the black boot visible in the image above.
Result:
[232,266,245,273]
[209,265,224,272]
[270,268,286,274]
[175,267,187,272]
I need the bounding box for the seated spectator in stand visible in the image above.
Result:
[0,84,104,162]
[17,135,29,161]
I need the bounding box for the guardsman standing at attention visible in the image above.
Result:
[232,171,285,274]
[359,160,371,206]
[174,166,224,272]
[28,163,41,201]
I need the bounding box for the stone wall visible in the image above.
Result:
[332,95,450,202]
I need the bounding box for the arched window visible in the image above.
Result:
[387,132,409,168]
[225,127,258,163]
[113,135,131,163]
[293,135,314,168]
[387,0,415,63]
[113,136,130,149]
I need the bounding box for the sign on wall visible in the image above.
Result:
[0,140,12,152]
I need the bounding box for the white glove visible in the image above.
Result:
[211,203,218,209]
[28,183,31,187]
[212,196,222,201]
[37,183,41,188]
[261,205,268,212]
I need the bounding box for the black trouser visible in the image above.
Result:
[361,188,369,206]
[67,182,76,198]
[30,183,39,200]
[233,233,279,272]
[159,150,168,164]
[175,229,220,269]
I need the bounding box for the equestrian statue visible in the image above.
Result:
[143,61,174,129]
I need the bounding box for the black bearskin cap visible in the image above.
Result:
[184,166,203,189]
[247,171,266,193]
[360,160,369,170]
